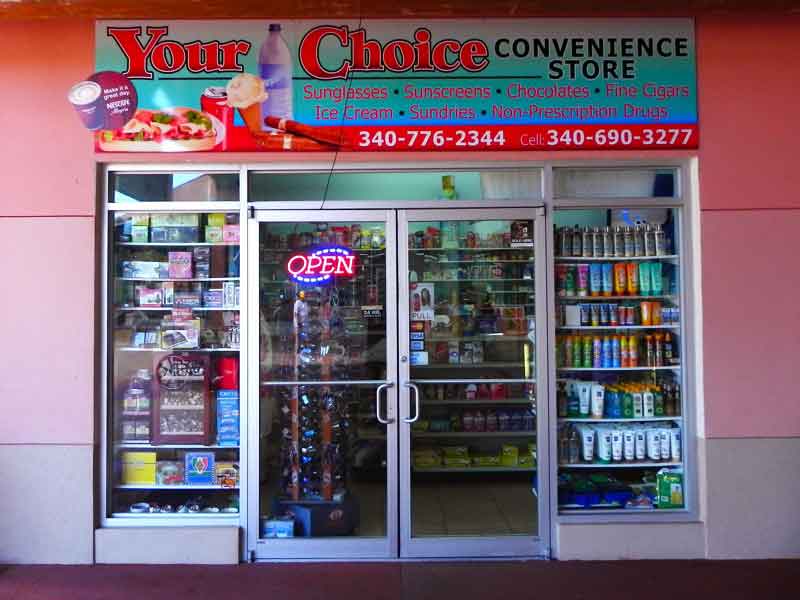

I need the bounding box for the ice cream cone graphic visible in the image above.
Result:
[225,73,268,133]
[238,103,263,133]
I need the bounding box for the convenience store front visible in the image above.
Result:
[3,11,799,565]
[93,19,699,562]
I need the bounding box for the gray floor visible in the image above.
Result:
[350,479,537,538]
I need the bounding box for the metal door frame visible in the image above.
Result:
[397,207,551,558]
[247,208,399,560]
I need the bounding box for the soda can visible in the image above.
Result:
[200,87,231,150]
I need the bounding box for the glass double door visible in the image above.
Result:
[249,208,548,560]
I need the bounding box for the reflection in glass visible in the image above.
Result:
[258,221,388,539]
[111,173,239,203]
[407,218,538,537]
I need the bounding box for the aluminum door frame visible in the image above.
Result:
[247,209,399,560]
[398,207,551,559]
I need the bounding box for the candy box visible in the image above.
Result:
[223,224,240,243]
[207,213,226,228]
[205,226,224,243]
[185,452,215,485]
[500,444,519,467]
[121,451,156,484]
[156,460,185,485]
[136,286,163,307]
[151,213,200,227]
[215,462,240,487]
[131,226,149,243]
[168,252,193,279]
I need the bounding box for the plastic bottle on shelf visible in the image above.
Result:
[623,226,635,257]
[620,335,629,368]
[613,226,625,257]
[644,224,656,256]
[654,224,667,256]
[581,227,593,257]
[603,226,614,257]
[592,227,603,257]
[572,225,583,257]
[628,335,639,367]
[634,224,646,256]
[568,426,581,464]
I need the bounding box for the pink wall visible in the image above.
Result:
[696,15,800,438]
[1,16,798,446]
[0,20,96,445]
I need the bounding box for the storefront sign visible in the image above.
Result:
[287,246,356,284]
[90,19,697,152]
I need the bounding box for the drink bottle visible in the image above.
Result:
[259,24,293,129]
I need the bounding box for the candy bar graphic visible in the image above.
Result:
[264,116,347,148]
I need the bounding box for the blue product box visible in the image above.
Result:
[184,452,215,485]
[216,391,240,446]
[150,226,200,243]
[261,517,295,538]
[227,247,240,277]
[278,496,360,537]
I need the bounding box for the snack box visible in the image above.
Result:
[501,444,520,467]
[131,226,149,243]
[205,226,224,243]
[216,391,240,446]
[151,226,200,243]
[472,454,501,467]
[121,451,156,485]
[185,452,216,485]
[656,469,684,508]
[223,224,240,243]
[121,261,168,279]
[174,292,202,308]
[130,214,150,227]
[136,286,163,307]
[443,456,471,468]
[215,462,240,486]
[160,319,200,349]
[203,289,224,308]
[150,213,200,227]
[207,213,226,228]
[168,252,193,279]
[156,460,185,485]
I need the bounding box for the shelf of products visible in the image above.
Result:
[413,467,536,473]
[554,211,687,514]
[108,210,241,520]
[413,431,535,439]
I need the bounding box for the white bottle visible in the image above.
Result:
[259,24,293,130]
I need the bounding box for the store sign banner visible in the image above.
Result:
[89,19,698,152]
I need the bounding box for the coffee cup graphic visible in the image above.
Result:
[68,80,104,130]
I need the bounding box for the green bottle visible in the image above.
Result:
[582,336,592,368]
[654,389,665,416]
[623,391,634,418]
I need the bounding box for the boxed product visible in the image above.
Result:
[223,224,240,243]
[185,452,216,485]
[130,214,150,227]
[280,496,359,537]
[412,448,441,468]
[500,444,519,467]
[207,213,226,228]
[136,286,163,307]
[151,226,200,243]
[203,289,224,308]
[131,226,149,243]
[121,261,168,279]
[472,454,501,467]
[216,390,240,446]
[151,214,201,227]
[174,292,202,308]
[120,418,150,441]
[121,451,156,484]
[160,318,200,349]
[262,516,295,538]
[156,460,185,485]
[222,281,237,308]
[168,252,193,279]
[162,282,174,306]
[205,226,224,243]
[215,462,240,487]
[656,469,684,508]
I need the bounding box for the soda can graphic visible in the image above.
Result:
[200,87,232,150]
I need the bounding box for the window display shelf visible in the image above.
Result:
[117,347,239,352]
[557,295,677,302]
[110,512,239,519]
[412,247,531,252]
[413,466,535,473]
[115,442,239,449]
[557,325,679,331]
[555,255,678,262]
[412,431,534,438]
[417,279,533,283]
[415,362,533,369]
[423,399,533,406]
[434,259,534,264]
[557,366,680,372]
[114,306,239,312]
[559,508,686,515]
[559,417,681,423]
[429,335,530,342]
[116,277,240,282]
[115,484,239,490]
[117,242,239,247]
[559,462,681,469]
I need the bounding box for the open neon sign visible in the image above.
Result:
[286,246,357,284]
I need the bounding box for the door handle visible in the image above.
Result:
[403,382,420,423]
[375,382,394,425]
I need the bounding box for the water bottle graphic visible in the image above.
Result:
[259,23,293,130]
